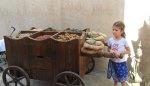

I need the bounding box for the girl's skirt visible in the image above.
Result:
[107,59,128,82]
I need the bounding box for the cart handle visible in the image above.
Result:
[9,27,16,37]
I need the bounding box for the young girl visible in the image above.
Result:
[107,21,130,86]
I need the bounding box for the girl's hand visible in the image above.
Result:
[114,52,120,58]
[109,50,119,58]
[109,49,115,53]
[119,52,125,59]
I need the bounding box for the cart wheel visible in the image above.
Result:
[85,57,95,74]
[54,71,85,86]
[2,66,30,86]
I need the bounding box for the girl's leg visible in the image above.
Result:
[114,81,118,86]
[121,81,126,86]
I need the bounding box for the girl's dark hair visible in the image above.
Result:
[113,21,126,38]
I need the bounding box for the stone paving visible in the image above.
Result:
[0,67,121,86]
[0,56,121,86]
[0,63,123,86]
[0,70,115,86]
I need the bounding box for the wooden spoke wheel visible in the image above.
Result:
[85,57,95,74]
[2,66,30,86]
[54,71,85,86]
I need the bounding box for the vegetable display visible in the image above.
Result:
[81,31,107,54]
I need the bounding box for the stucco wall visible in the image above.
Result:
[0,0,124,72]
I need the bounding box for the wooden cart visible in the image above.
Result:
[2,29,95,86]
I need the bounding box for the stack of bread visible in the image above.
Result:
[81,31,107,55]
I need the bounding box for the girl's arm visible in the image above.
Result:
[123,47,130,55]
[125,47,131,55]
[120,47,131,58]
[107,46,115,53]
